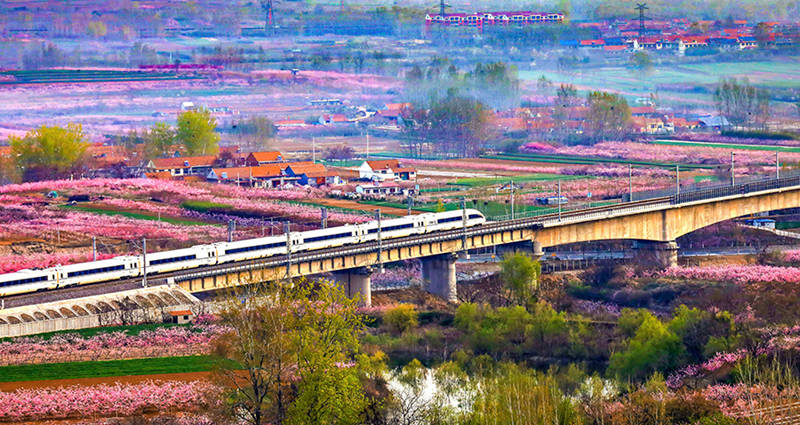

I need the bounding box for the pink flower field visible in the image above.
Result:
[0,325,225,366]
[659,265,800,284]
[0,380,219,421]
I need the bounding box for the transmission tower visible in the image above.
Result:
[260,0,274,36]
[635,3,649,38]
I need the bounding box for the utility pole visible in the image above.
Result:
[676,164,680,196]
[461,197,468,254]
[227,220,235,242]
[557,180,562,221]
[375,209,383,273]
[285,222,291,279]
[407,195,413,215]
[366,131,370,159]
[628,164,633,201]
[142,238,147,288]
[510,180,515,219]
[440,0,446,16]
[731,152,736,186]
[321,207,328,229]
[92,236,96,262]
[776,152,780,179]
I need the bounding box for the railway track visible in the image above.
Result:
[5,171,800,309]
[0,196,672,309]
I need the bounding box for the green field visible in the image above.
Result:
[483,153,713,169]
[62,204,214,226]
[0,356,217,382]
[653,139,800,153]
[0,69,201,85]
[0,323,191,343]
[450,173,586,187]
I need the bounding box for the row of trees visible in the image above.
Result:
[3,109,221,182]
[714,77,771,129]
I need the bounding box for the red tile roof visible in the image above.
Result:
[366,159,400,170]
[287,162,327,177]
[248,151,283,163]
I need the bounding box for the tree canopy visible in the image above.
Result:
[9,124,89,181]
[212,280,367,425]
[500,252,541,306]
[177,109,220,155]
[714,78,770,129]
[585,91,632,142]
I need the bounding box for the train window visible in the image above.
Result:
[225,241,286,255]
[304,232,351,243]
[2,275,49,286]
[469,214,483,220]
[149,255,196,266]
[67,264,125,278]
[437,216,463,224]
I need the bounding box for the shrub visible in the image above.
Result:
[383,304,419,334]
[721,129,797,140]
[608,313,686,381]
[180,200,232,213]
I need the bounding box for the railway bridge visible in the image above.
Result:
[164,173,800,306]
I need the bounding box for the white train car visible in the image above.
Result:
[0,210,488,297]
[145,245,217,274]
[59,256,141,287]
[296,224,364,251]
[215,235,289,264]
[0,268,57,297]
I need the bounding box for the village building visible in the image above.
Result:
[244,151,284,166]
[358,159,416,182]
[206,164,291,188]
[145,156,217,177]
[284,162,329,187]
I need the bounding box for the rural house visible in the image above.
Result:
[145,156,217,177]
[245,151,284,166]
[284,162,328,186]
[358,160,416,182]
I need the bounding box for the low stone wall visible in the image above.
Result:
[0,303,199,338]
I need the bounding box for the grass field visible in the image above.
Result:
[62,204,214,226]
[450,173,586,187]
[0,356,217,382]
[653,139,800,153]
[0,323,191,343]
[483,153,714,169]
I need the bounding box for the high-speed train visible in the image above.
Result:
[0,209,486,297]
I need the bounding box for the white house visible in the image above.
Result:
[358,159,416,182]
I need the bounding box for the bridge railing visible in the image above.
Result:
[624,168,800,203]
[672,170,800,205]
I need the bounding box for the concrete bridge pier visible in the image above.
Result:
[633,241,679,269]
[422,253,458,303]
[332,267,372,307]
